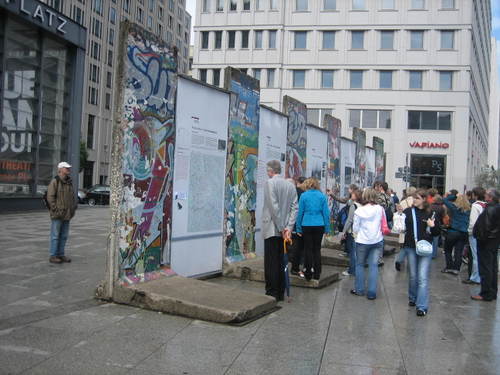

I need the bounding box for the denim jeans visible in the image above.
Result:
[354,241,383,298]
[346,233,356,275]
[50,219,70,257]
[406,247,432,312]
[396,247,407,264]
[432,235,440,259]
[468,236,481,283]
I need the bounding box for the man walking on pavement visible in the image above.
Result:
[262,160,298,301]
[47,161,77,264]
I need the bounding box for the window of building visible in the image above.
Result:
[296,0,308,11]
[321,70,334,88]
[380,30,394,49]
[441,0,454,8]
[200,69,207,82]
[107,50,113,67]
[123,0,130,13]
[109,7,116,24]
[293,70,306,88]
[256,0,264,10]
[439,71,453,90]
[215,31,222,49]
[230,0,237,11]
[254,68,261,81]
[216,0,224,11]
[324,0,336,10]
[93,0,103,15]
[411,0,425,9]
[352,0,365,10]
[349,109,391,129]
[72,6,85,25]
[108,28,115,45]
[92,18,102,38]
[241,30,249,48]
[106,71,112,88]
[409,70,423,89]
[440,30,454,49]
[202,0,210,12]
[270,0,278,10]
[294,31,307,49]
[410,30,424,49]
[213,69,220,86]
[147,16,153,29]
[408,111,451,130]
[243,0,251,11]
[159,6,164,19]
[322,31,335,49]
[268,30,277,48]
[91,41,101,60]
[89,64,100,83]
[350,70,363,88]
[379,71,393,89]
[87,115,95,148]
[381,0,395,9]
[149,0,154,12]
[137,7,144,23]
[351,31,365,49]
[267,68,276,88]
[228,31,236,48]
[254,30,263,48]
[201,31,209,49]
[307,109,332,127]
[105,92,111,110]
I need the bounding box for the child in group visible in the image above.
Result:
[393,204,407,271]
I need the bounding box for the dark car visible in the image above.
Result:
[85,185,110,206]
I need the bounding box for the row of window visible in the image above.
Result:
[202,0,456,13]
[199,68,455,91]
[200,29,457,51]
[87,86,112,111]
[349,110,452,131]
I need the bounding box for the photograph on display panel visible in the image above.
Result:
[352,127,367,188]
[283,95,307,179]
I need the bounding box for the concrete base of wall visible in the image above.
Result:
[321,248,350,267]
[110,275,277,324]
[323,235,398,257]
[223,257,340,289]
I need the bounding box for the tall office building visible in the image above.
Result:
[41,0,191,187]
[192,0,495,193]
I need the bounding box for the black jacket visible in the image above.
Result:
[403,207,440,248]
[473,203,500,241]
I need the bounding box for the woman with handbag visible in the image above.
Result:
[403,190,439,317]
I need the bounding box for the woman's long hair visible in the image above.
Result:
[302,178,320,191]
[362,188,379,205]
[454,194,471,212]
[411,189,431,213]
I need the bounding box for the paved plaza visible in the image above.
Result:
[0,207,498,375]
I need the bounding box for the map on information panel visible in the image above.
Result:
[187,152,225,232]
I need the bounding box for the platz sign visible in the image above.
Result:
[2,0,68,34]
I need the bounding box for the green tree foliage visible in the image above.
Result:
[475,166,500,190]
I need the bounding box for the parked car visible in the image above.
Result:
[84,185,110,206]
[77,189,87,204]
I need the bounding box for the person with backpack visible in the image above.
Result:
[340,189,362,276]
[463,187,487,285]
[47,162,77,264]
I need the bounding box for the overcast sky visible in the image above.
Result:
[186,0,500,80]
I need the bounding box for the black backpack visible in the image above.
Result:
[42,176,60,210]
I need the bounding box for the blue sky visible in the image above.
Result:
[493,0,500,80]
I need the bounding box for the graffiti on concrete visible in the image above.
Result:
[324,115,342,233]
[224,68,260,263]
[283,96,307,179]
[373,137,385,182]
[352,128,367,188]
[117,23,177,282]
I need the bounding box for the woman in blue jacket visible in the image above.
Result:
[442,193,470,274]
[296,178,330,281]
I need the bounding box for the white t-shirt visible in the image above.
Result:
[353,204,384,245]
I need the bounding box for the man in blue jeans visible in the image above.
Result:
[47,162,77,264]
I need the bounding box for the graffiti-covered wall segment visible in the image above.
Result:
[116,23,177,282]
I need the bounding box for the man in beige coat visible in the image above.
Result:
[47,162,77,264]
[262,160,298,301]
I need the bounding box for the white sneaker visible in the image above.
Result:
[342,270,351,276]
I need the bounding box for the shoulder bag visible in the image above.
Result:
[412,208,432,257]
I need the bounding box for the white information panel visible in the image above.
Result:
[255,106,288,256]
[366,147,376,188]
[340,138,356,197]
[306,125,329,192]
[171,77,230,277]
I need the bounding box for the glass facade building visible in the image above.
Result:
[0,1,86,210]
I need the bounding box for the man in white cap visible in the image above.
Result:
[47,161,77,264]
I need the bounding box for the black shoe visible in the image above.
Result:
[395,262,401,271]
[350,289,363,296]
[416,309,427,317]
[461,279,478,285]
[408,301,416,307]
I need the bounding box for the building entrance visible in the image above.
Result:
[410,154,446,194]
